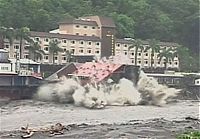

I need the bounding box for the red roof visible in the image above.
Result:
[72,62,122,82]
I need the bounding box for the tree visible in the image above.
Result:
[49,40,63,64]
[110,13,135,38]
[128,39,144,66]
[2,27,16,58]
[0,0,198,54]
[15,27,32,59]
[144,39,160,67]
[0,26,7,49]
[65,50,74,62]
[157,47,174,69]
[27,40,45,61]
[174,45,199,72]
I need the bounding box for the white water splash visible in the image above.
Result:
[36,50,180,109]
[137,71,180,106]
[36,77,141,109]
[36,70,180,109]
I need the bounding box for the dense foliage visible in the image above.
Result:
[0,0,198,52]
[177,131,200,139]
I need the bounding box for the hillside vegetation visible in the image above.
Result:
[0,0,198,52]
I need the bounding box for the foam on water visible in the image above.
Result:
[137,71,180,106]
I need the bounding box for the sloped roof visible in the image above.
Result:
[116,39,179,47]
[59,19,98,26]
[81,16,116,28]
[71,62,122,82]
[30,31,101,41]
[98,16,116,28]
[9,58,40,65]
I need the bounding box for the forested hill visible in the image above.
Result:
[0,0,198,53]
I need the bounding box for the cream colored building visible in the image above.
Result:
[3,16,179,68]
[115,39,179,69]
[4,31,101,65]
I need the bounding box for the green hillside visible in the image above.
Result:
[0,0,198,54]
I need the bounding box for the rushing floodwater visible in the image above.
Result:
[0,99,199,132]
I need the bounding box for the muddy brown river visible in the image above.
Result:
[0,100,199,139]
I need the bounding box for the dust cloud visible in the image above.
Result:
[36,70,180,109]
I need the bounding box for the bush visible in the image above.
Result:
[177,131,200,139]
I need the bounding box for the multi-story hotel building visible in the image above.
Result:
[115,39,179,68]
[1,16,179,69]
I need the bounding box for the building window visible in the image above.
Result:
[138,53,141,56]
[145,53,148,56]
[84,26,87,28]
[132,60,134,63]
[76,25,80,28]
[14,45,19,49]
[145,61,148,64]
[44,47,48,51]
[71,40,75,44]
[79,49,84,53]
[88,42,92,45]
[95,50,100,54]
[158,62,160,64]
[117,44,120,47]
[45,55,48,60]
[138,61,141,64]
[169,62,172,65]
[96,42,100,46]
[63,40,67,43]
[62,57,66,60]
[80,41,84,44]
[87,50,91,53]
[35,37,40,41]
[84,34,87,36]
[131,52,134,56]
[71,49,75,54]
[92,27,96,29]
[1,66,8,70]
[175,62,178,65]
[124,44,127,47]
[76,33,79,35]
[5,45,9,48]
[54,56,58,60]
[124,52,127,55]
[54,38,58,42]
[45,38,49,42]
[63,48,66,52]
[24,55,29,59]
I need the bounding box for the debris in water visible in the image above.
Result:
[21,123,65,138]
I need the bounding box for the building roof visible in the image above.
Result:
[9,58,40,65]
[0,49,8,53]
[81,16,116,28]
[59,19,98,26]
[30,31,101,41]
[98,16,116,28]
[116,39,132,44]
[71,62,122,82]
[116,39,179,47]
